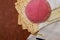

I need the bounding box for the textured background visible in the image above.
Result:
[0,0,30,40]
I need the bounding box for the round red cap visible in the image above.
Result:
[25,0,51,23]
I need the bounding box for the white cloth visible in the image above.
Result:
[47,0,60,10]
[27,21,60,40]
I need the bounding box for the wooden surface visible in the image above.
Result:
[0,0,30,40]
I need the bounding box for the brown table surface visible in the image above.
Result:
[0,0,30,40]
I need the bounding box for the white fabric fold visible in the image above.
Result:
[47,0,60,10]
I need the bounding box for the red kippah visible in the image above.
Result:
[25,0,51,23]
